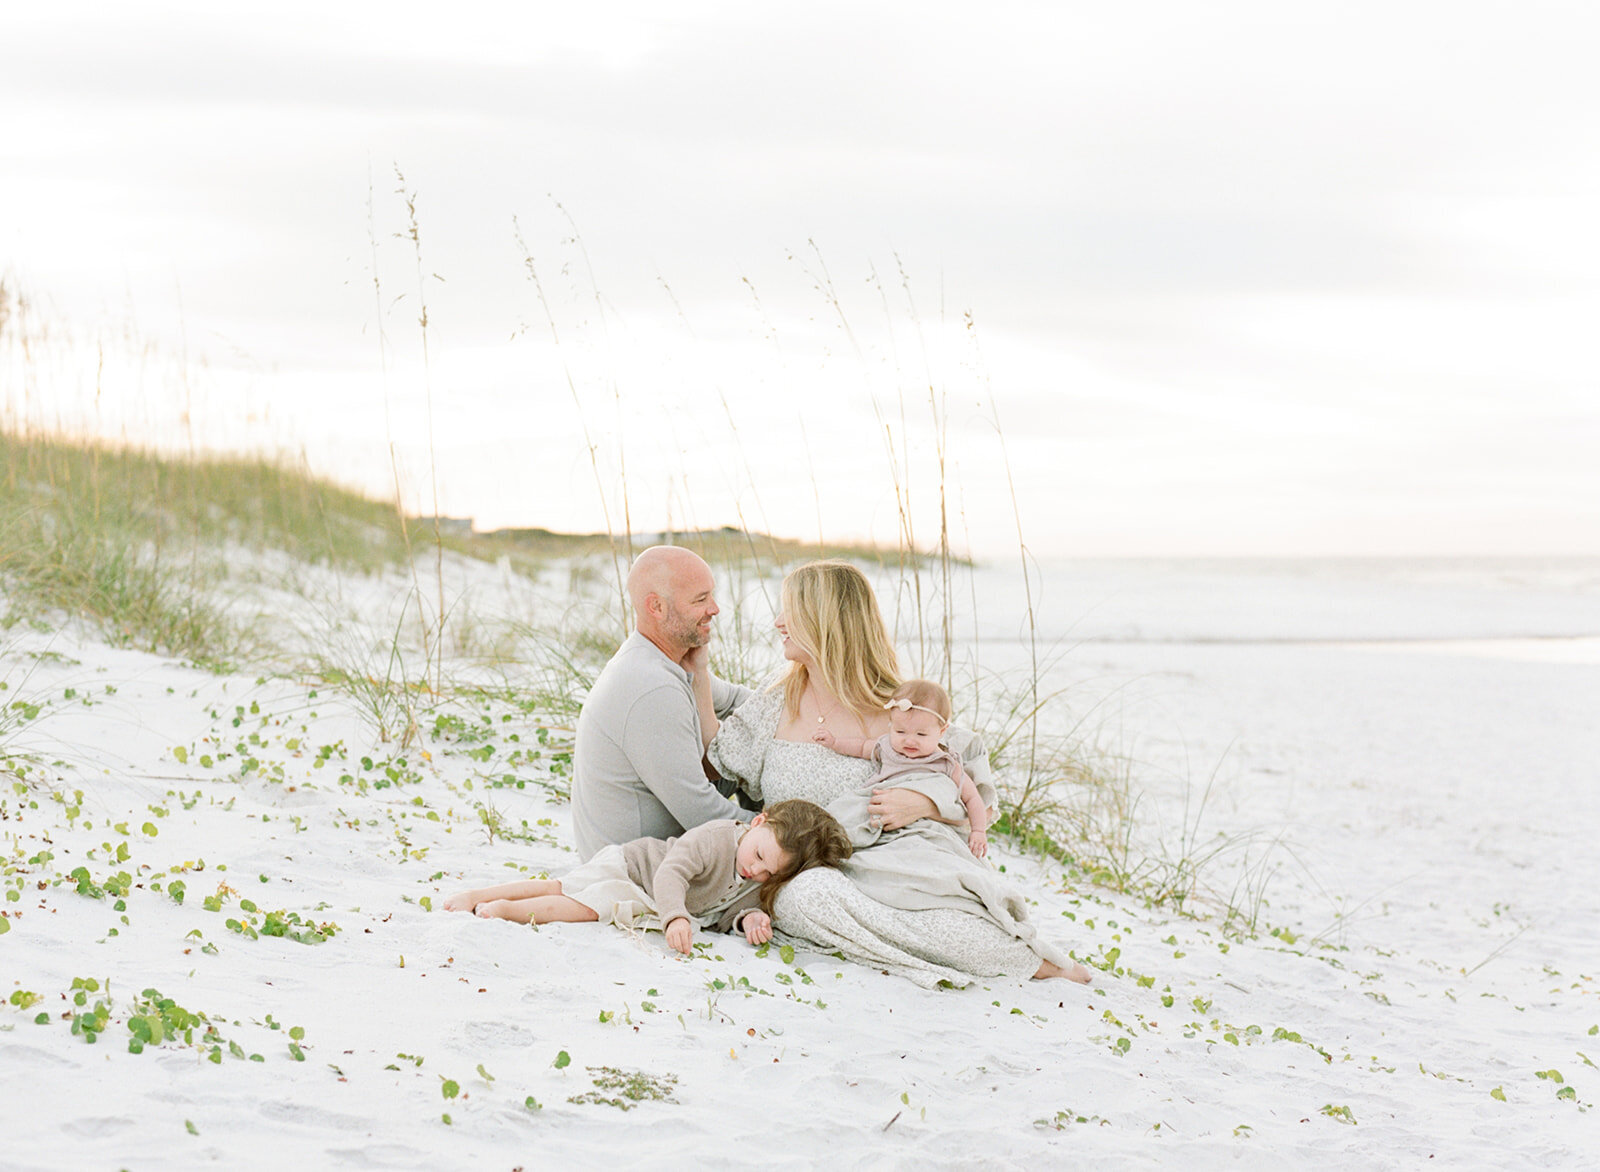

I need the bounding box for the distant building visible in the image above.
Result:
[414,516,474,537]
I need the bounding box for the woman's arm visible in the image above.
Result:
[866,786,942,831]
[683,645,719,750]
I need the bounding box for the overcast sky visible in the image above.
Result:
[3,1,1598,557]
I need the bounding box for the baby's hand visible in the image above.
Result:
[968,831,988,858]
[742,911,773,947]
[811,728,836,748]
[665,917,694,956]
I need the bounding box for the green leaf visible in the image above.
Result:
[553,1050,571,1070]
[0,918,9,935]
[142,822,158,837]
[185,1120,198,1136]
[524,1095,541,1111]
[288,1041,305,1061]
[779,944,795,965]
[476,1063,495,1082]
[173,746,188,764]
[441,1079,460,1100]
[1535,1069,1565,1083]
[289,1026,305,1041]
[1490,1086,1506,1101]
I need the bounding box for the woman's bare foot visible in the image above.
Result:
[1032,959,1093,983]
[441,890,481,912]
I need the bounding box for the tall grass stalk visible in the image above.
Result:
[368,167,431,662]
[895,253,958,693]
[971,310,1041,786]
[395,168,447,694]
[513,218,629,643]
[554,200,636,604]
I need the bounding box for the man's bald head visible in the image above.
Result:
[628,546,719,659]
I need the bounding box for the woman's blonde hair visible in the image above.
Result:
[779,561,901,720]
[757,800,853,915]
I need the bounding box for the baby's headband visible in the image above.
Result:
[883,698,948,724]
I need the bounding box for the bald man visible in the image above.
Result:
[570,546,754,860]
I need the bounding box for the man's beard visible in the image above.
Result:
[664,605,709,647]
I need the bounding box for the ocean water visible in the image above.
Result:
[929,558,1600,936]
[955,556,1600,658]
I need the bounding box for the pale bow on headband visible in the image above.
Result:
[882,698,947,723]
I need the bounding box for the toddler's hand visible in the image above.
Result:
[665,917,694,956]
[811,728,836,748]
[968,831,988,858]
[742,911,773,946]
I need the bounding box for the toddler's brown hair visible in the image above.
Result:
[757,799,853,915]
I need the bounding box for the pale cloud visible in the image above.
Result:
[2,1,1597,556]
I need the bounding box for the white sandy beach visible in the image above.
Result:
[2,556,1597,1169]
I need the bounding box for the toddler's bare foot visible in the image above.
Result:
[475,899,516,920]
[1032,959,1093,983]
[441,890,480,912]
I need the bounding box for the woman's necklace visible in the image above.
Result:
[810,688,842,727]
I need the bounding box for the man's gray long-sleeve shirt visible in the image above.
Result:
[571,632,752,860]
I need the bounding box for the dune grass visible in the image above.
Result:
[0,215,1265,930]
[0,426,1256,924]
[0,431,415,663]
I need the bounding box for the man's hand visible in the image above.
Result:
[665,917,694,956]
[868,787,939,831]
[742,910,773,946]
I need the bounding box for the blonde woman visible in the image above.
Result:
[707,560,1090,987]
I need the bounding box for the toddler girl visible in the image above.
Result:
[442,800,851,955]
[814,678,989,857]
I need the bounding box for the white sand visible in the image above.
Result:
[2,558,1596,1168]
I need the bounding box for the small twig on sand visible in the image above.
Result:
[1463,924,1533,978]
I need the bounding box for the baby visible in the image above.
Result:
[814,679,990,857]
[442,800,851,955]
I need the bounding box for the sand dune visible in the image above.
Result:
[3,559,1595,1168]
